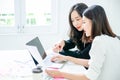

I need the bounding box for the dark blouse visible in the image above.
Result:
[59,39,92,59]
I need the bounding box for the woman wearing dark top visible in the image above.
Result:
[52,3,92,66]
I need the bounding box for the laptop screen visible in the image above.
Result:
[26,37,47,65]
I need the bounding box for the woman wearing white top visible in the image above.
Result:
[45,5,120,80]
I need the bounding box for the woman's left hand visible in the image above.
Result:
[51,54,67,62]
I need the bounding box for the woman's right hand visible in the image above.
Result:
[52,40,65,53]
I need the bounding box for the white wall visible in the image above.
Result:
[0,0,120,50]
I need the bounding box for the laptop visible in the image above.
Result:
[25,37,65,69]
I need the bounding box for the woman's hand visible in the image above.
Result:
[52,40,65,53]
[51,54,67,62]
[45,68,63,78]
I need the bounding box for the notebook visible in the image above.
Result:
[26,37,65,69]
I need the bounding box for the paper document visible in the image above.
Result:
[0,50,35,78]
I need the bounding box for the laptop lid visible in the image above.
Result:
[26,37,47,65]
[26,37,65,69]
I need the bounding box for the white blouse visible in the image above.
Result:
[84,35,120,80]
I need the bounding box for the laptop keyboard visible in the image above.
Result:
[42,55,65,68]
[43,56,54,67]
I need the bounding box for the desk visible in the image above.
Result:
[43,49,87,80]
[0,50,41,80]
[43,61,86,80]
[0,50,86,80]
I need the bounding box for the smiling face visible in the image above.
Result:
[82,16,92,37]
[71,10,83,31]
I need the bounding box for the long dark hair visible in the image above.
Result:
[82,5,116,43]
[68,3,88,44]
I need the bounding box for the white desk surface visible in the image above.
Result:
[0,50,86,80]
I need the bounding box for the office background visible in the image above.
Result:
[0,0,120,50]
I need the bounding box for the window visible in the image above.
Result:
[26,0,51,26]
[0,0,15,26]
[0,0,58,34]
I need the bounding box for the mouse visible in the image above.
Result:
[32,66,43,73]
